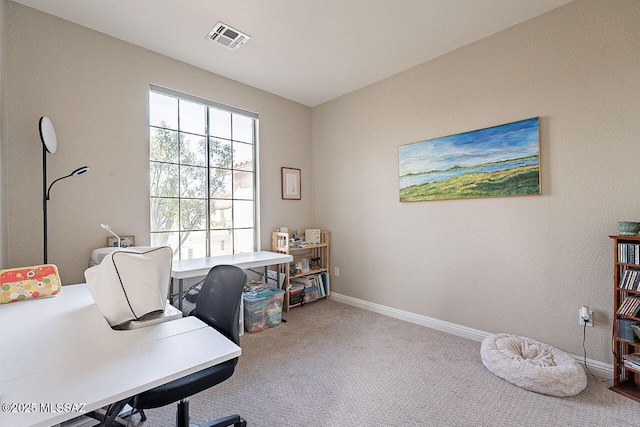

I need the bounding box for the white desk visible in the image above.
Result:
[0,284,241,427]
[171,251,293,309]
[171,251,293,280]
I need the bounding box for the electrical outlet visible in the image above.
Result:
[334,267,340,277]
[579,309,594,327]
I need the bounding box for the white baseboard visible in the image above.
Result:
[569,354,614,380]
[330,292,489,341]
[330,292,613,380]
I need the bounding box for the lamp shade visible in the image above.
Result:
[39,116,58,154]
[71,166,90,176]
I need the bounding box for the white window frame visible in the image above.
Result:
[149,85,260,259]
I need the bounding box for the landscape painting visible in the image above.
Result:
[399,117,540,202]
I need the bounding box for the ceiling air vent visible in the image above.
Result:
[206,22,250,51]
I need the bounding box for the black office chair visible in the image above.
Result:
[103,265,248,427]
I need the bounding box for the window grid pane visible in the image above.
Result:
[150,89,257,260]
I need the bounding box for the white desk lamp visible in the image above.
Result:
[101,223,121,248]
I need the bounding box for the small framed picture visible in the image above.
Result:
[107,236,135,248]
[281,167,301,200]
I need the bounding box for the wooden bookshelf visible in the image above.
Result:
[272,230,330,312]
[611,235,640,402]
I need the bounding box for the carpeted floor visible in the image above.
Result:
[133,299,640,427]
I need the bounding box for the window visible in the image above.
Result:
[149,86,258,260]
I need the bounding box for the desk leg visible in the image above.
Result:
[275,265,286,322]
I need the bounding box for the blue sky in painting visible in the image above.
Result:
[399,118,539,176]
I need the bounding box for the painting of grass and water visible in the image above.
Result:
[399,117,540,202]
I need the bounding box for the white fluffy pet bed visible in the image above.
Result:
[481,333,587,396]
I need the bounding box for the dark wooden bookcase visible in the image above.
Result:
[611,235,640,402]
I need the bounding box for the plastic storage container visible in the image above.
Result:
[289,288,303,306]
[243,287,285,333]
[268,288,285,326]
[303,285,318,303]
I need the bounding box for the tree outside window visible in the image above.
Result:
[149,89,257,259]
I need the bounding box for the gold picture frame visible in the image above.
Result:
[107,236,135,248]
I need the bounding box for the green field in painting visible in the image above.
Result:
[399,164,540,202]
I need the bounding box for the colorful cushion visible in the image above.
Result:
[0,264,61,304]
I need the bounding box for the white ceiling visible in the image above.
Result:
[13,0,573,107]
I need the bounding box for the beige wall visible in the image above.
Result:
[5,0,640,364]
[5,1,312,284]
[0,0,6,269]
[311,0,640,363]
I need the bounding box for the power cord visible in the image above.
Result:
[582,321,616,382]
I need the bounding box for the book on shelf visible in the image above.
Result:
[623,353,640,364]
[291,273,330,298]
[617,296,640,317]
[305,228,321,244]
[617,297,631,315]
[624,360,640,371]
[619,243,640,265]
[314,274,325,297]
[321,272,330,295]
[620,269,640,290]
[623,353,640,371]
[629,298,640,317]
[619,269,629,289]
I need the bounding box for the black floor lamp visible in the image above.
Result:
[40,116,90,263]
